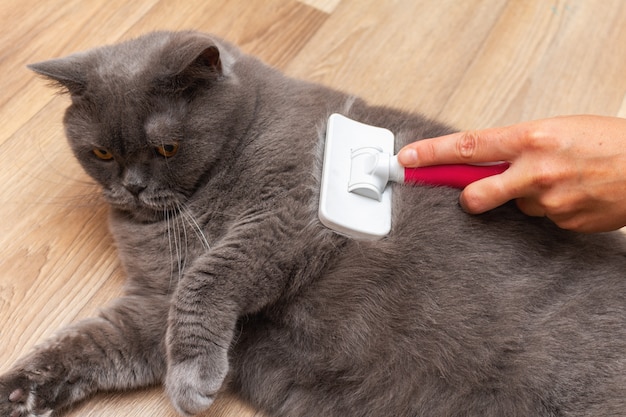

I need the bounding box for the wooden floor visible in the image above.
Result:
[1,1,626,416]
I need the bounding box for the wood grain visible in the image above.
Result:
[1,1,625,416]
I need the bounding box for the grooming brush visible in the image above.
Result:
[318,113,509,240]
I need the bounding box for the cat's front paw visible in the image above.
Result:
[0,372,54,417]
[165,354,228,416]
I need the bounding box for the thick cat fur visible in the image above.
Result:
[2,31,625,417]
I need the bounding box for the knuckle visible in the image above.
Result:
[550,213,589,232]
[556,219,583,232]
[522,122,562,152]
[534,190,580,219]
[515,198,544,217]
[538,196,565,217]
[523,127,546,151]
[456,131,480,159]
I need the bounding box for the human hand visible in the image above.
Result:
[397,115,626,233]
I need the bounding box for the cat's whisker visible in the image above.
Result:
[165,208,176,291]
[178,202,211,251]
[165,203,194,288]
[177,203,189,280]
[172,205,184,282]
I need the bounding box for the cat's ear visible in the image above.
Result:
[28,56,87,96]
[183,44,222,76]
[162,36,223,92]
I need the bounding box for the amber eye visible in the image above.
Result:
[93,148,114,160]
[155,142,180,158]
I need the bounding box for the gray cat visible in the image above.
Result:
[2,30,626,417]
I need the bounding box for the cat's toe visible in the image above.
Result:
[9,387,25,402]
[165,357,227,416]
[1,379,52,417]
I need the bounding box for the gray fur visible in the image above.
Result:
[2,30,626,417]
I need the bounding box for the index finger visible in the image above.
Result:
[397,124,527,167]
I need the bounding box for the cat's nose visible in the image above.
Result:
[122,166,148,196]
[124,183,146,196]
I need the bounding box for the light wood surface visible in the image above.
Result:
[1,1,625,416]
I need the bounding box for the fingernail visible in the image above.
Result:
[398,148,418,166]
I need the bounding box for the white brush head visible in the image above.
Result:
[318,114,395,240]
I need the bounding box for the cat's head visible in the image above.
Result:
[29,31,243,219]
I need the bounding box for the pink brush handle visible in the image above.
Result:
[404,162,510,189]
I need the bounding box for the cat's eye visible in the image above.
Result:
[155,142,180,158]
[93,148,114,160]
